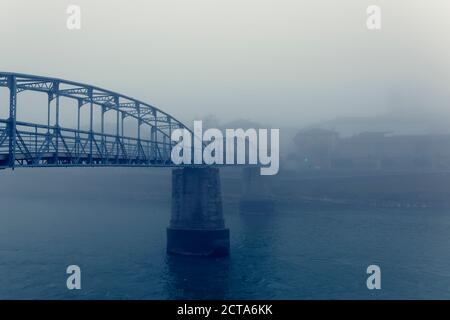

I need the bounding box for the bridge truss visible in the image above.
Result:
[0,72,189,169]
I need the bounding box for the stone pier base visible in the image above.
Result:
[167,228,230,257]
[167,167,230,257]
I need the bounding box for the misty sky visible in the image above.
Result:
[1,0,450,128]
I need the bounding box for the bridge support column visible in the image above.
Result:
[239,167,275,214]
[167,167,230,257]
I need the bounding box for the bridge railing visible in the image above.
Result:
[0,119,174,167]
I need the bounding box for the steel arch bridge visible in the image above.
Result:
[0,72,191,169]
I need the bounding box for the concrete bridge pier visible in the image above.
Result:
[239,167,275,214]
[167,167,230,257]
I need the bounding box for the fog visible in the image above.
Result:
[0,0,449,129]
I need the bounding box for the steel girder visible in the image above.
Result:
[0,72,190,169]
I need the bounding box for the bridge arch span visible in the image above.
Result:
[0,72,191,168]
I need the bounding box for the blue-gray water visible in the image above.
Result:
[1,169,450,299]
